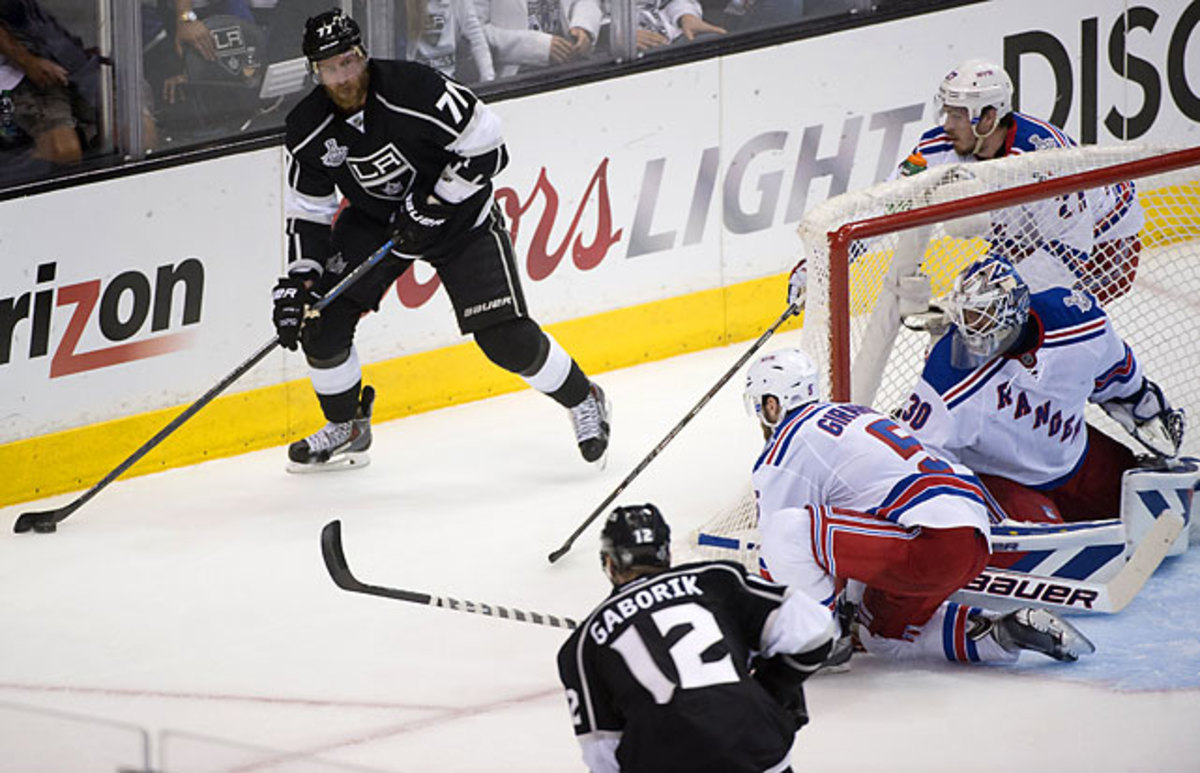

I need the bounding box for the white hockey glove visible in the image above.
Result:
[786,257,807,309]
[1100,378,1186,458]
[894,273,951,338]
[924,165,991,239]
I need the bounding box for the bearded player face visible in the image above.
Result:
[315,48,369,112]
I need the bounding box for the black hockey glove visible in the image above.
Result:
[272,275,319,350]
[753,655,812,732]
[389,191,455,255]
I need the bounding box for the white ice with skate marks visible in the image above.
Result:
[1,329,1199,771]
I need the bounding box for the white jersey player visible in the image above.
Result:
[898,58,1144,304]
[743,347,1095,664]
[897,255,1185,524]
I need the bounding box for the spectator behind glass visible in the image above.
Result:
[472,0,601,79]
[714,0,871,36]
[0,0,100,181]
[143,0,268,144]
[144,1,254,107]
[395,0,495,83]
[635,0,725,52]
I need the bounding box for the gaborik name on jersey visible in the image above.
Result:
[588,574,704,645]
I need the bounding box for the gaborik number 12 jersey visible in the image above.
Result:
[557,561,831,773]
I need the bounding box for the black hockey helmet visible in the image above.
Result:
[601,503,671,572]
[302,8,363,63]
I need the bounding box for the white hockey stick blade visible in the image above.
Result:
[951,511,1184,615]
[1104,510,1184,612]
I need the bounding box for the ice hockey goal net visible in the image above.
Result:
[687,144,1200,567]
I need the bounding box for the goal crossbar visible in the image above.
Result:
[826,144,1200,399]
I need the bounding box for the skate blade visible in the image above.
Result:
[593,394,614,471]
[591,443,611,471]
[286,451,371,474]
[1056,616,1097,659]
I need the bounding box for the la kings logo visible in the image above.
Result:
[348,142,415,201]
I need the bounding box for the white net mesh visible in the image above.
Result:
[799,145,1200,443]
[689,144,1200,567]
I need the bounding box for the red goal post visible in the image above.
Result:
[686,144,1200,567]
[813,144,1200,407]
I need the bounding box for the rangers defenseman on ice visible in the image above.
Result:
[743,346,1096,665]
[271,9,610,472]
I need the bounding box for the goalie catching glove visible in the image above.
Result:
[1101,378,1186,458]
[389,190,455,255]
[272,274,319,350]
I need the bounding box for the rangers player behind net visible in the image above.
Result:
[896,57,1144,304]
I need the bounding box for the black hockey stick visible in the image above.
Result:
[548,300,803,563]
[321,520,579,630]
[13,239,398,535]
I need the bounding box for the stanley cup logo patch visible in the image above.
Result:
[321,139,349,167]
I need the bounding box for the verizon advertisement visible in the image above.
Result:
[1,0,1197,444]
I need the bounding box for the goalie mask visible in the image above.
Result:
[947,256,1031,368]
[744,348,820,430]
[934,58,1013,126]
[601,504,671,575]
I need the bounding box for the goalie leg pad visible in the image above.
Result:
[1121,457,1199,556]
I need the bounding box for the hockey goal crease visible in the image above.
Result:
[686,144,1200,612]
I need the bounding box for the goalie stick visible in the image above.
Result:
[547,300,804,564]
[321,520,579,630]
[13,238,399,536]
[950,510,1184,615]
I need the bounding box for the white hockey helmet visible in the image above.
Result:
[743,348,820,429]
[947,255,1031,367]
[935,58,1014,125]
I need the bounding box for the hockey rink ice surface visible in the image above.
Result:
[3,326,1200,772]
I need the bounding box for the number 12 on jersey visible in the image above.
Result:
[609,602,738,706]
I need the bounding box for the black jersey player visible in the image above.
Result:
[557,504,836,773]
[271,9,610,472]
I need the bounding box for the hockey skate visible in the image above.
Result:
[969,607,1096,662]
[570,382,611,466]
[287,386,375,473]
